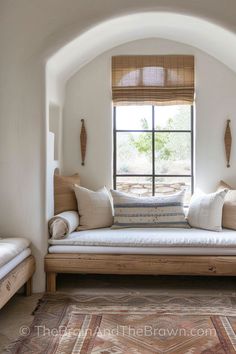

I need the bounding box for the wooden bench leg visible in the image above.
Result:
[46,272,56,293]
[25,277,32,296]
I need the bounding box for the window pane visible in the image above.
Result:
[116,177,152,197]
[116,105,152,130]
[155,177,192,204]
[155,105,191,130]
[155,132,191,175]
[117,132,152,174]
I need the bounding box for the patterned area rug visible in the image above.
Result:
[6,293,236,353]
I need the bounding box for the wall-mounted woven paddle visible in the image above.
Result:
[80,119,87,166]
[224,119,232,168]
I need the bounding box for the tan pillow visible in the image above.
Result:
[54,174,80,214]
[218,180,231,190]
[218,180,236,230]
[74,185,113,231]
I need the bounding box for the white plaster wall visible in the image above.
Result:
[63,38,236,192]
[46,70,65,222]
[1,0,236,292]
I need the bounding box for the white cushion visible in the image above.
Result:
[48,227,236,248]
[74,185,113,230]
[187,190,227,231]
[48,245,236,256]
[0,238,30,268]
[0,248,31,280]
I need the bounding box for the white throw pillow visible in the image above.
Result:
[74,185,113,230]
[187,189,227,231]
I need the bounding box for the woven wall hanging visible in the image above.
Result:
[224,119,232,168]
[80,119,87,166]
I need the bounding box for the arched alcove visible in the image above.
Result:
[45,12,236,220]
[44,13,236,289]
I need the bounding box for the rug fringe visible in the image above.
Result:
[31,296,46,316]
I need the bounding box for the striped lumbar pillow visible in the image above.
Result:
[110,189,189,229]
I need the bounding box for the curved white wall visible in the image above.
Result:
[63,38,236,193]
[48,12,236,84]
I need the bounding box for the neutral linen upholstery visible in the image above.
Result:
[54,174,80,214]
[0,248,31,280]
[48,227,236,250]
[110,189,189,229]
[48,211,79,239]
[0,238,30,268]
[187,190,227,231]
[218,180,236,230]
[48,244,236,256]
[74,185,113,230]
[112,55,194,105]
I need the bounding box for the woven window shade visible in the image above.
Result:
[112,55,195,106]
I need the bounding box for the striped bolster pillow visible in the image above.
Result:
[110,189,189,229]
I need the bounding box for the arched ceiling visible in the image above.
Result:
[47,12,236,83]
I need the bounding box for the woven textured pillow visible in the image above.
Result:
[218,181,236,230]
[187,189,227,231]
[74,185,113,231]
[54,174,80,214]
[110,189,189,229]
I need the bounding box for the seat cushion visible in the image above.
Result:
[0,238,30,268]
[48,227,236,249]
[0,248,31,280]
[48,245,236,255]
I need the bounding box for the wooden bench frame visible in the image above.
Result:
[45,253,236,293]
[0,255,35,309]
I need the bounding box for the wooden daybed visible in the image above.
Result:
[44,170,236,293]
[45,227,236,293]
[0,238,35,309]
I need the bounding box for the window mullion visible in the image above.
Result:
[191,105,194,194]
[152,106,155,196]
[113,106,117,189]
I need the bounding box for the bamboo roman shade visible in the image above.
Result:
[112,55,195,105]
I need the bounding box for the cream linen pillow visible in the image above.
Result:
[74,185,113,230]
[218,181,236,230]
[187,189,227,231]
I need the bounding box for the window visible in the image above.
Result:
[113,104,194,205]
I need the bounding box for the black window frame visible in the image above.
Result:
[113,105,194,200]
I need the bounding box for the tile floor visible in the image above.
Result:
[0,274,236,352]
